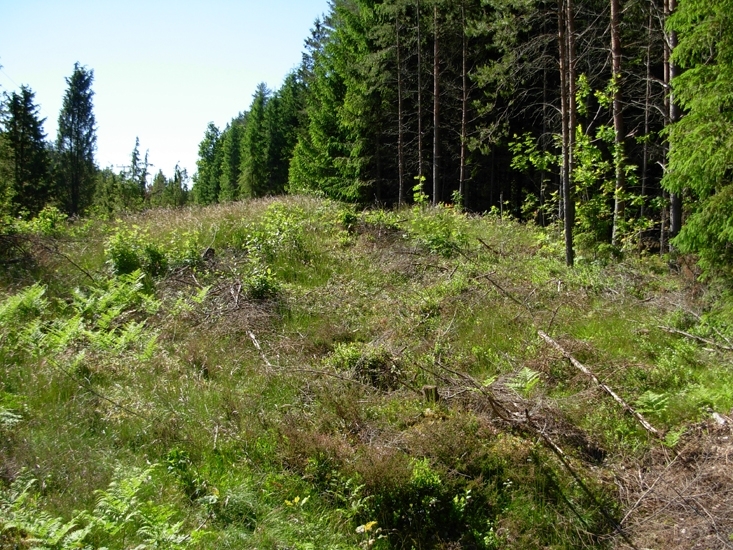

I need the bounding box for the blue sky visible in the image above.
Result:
[0,0,330,180]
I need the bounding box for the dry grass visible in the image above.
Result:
[616,415,733,550]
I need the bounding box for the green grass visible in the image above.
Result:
[2,196,732,549]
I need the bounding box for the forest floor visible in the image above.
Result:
[1,196,732,549]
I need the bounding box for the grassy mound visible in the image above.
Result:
[2,196,732,549]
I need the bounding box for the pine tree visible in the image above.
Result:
[0,86,51,216]
[56,63,97,216]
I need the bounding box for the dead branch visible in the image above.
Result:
[476,272,529,310]
[289,367,382,389]
[658,326,733,352]
[538,330,662,439]
[33,237,97,283]
[620,454,680,525]
[429,358,637,547]
[477,237,503,256]
[670,486,733,549]
[248,330,274,369]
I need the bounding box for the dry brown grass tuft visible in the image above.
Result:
[616,415,733,550]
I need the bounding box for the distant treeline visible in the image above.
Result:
[0,63,189,221]
[2,0,731,273]
[190,0,733,271]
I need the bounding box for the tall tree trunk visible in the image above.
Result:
[641,6,653,219]
[559,0,576,266]
[397,15,406,207]
[459,2,468,204]
[432,3,440,206]
[567,0,577,196]
[610,0,625,246]
[417,0,424,191]
[541,17,549,226]
[662,0,671,251]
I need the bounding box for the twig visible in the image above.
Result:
[432,358,514,423]
[248,330,274,369]
[231,282,242,308]
[670,486,733,549]
[289,367,374,388]
[36,238,97,283]
[538,330,662,439]
[477,237,502,256]
[190,270,203,289]
[658,326,733,352]
[52,360,149,421]
[547,305,560,333]
[619,454,679,525]
[477,272,528,310]
[430,359,637,547]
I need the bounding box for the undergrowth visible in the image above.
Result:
[1,195,732,549]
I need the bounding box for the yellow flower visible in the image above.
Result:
[356,521,378,534]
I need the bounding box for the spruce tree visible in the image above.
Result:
[192,123,222,205]
[129,137,149,199]
[218,118,244,202]
[56,63,97,216]
[0,86,51,216]
[239,83,271,198]
[663,0,733,274]
[265,73,304,195]
[149,169,168,207]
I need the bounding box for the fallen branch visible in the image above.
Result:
[658,326,733,352]
[538,330,662,439]
[477,237,503,257]
[35,237,97,283]
[477,272,528,310]
[619,454,680,526]
[248,330,274,369]
[429,358,636,546]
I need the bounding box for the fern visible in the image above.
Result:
[0,407,22,429]
[0,478,91,549]
[1,466,202,550]
[634,391,669,415]
[93,465,202,548]
[0,285,49,355]
[0,284,47,325]
[508,367,542,397]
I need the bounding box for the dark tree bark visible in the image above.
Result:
[610,0,626,246]
[417,0,425,189]
[459,2,468,203]
[397,15,406,207]
[559,0,576,266]
[432,3,441,206]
